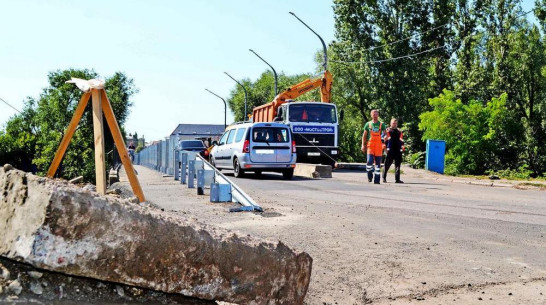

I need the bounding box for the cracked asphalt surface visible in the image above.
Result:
[124,165,546,304]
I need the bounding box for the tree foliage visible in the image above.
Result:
[226,71,317,122]
[0,69,137,182]
[221,0,546,176]
[327,0,546,176]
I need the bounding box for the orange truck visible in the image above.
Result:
[252,70,340,165]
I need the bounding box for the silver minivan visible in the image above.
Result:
[210,122,297,179]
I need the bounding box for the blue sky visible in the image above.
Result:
[0,0,538,141]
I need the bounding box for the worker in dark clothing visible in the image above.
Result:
[383,118,405,183]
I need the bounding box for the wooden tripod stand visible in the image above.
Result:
[47,88,145,203]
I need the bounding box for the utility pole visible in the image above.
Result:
[204,88,227,129]
[249,49,278,96]
[289,12,328,71]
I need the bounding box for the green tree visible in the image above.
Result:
[0,69,137,182]
[331,0,546,175]
[419,90,509,174]
[226,72,313,122]
[331,0,457,156]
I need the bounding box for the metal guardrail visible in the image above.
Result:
[136,139,262,212]
[197,154,262,212]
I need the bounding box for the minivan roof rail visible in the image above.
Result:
[229,121,247,126]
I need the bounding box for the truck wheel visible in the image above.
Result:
[233,158,245,178]
[282,168,294,180]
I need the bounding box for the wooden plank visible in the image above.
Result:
[101,90,146,203]
[91,89,107,195]
[47,92,91,178]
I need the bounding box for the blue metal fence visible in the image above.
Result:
[137,135,179,174]
[135,136,262,212]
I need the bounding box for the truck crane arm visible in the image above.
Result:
[252,70,333,122]
[272,70,332,108]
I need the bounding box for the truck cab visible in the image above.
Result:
[275,101,339,165]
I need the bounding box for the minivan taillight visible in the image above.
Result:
[292,140,296,153]
[243,140,250,153]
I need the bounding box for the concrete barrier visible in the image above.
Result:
[0,166,312,304]
[294,163,332,178]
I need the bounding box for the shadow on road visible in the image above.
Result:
[222,171,315,181]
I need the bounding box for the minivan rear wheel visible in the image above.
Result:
[282,168,294,180]
[233,158,245,178]
[210,156,219,170]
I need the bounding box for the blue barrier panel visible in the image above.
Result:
[426,140,446,174]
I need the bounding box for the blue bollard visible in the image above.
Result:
[174,151,180,181]
[197,169,205,195]
[188,160,195,188]
[181,153,187,184]
[210,183,232,202]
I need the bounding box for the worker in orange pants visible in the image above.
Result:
[361,110,387,184]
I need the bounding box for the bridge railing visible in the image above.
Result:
[135,137,262,212]
[136,135,179,174]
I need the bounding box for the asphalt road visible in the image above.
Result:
[127,165,546,304]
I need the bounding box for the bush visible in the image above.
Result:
[419,90,509,175]
[407,151,426,169]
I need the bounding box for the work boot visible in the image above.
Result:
[395,180,404,183]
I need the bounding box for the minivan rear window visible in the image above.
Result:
[252,127,289,143]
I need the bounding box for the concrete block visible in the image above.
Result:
[0,167,312,304]
[294,163,332,179]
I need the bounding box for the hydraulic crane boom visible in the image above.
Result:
[253,70,333,122]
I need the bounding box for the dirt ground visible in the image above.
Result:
[122,165,546,305]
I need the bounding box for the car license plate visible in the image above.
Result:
[256,149,274,154]
[331,150,338,155]
[307,152,320,157]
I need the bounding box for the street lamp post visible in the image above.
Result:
[289,12,328,71]
[249,49,278,96]
[224,72,249,122]
[204,89,227,129]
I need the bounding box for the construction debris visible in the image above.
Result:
[0,257,213,304]
[68,176,84,184]
[0,166,312,304]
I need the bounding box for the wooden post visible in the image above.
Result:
[47,92,91,177]
[101,90,146,202]
[47,86,146,202]
[91,89,107,195]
